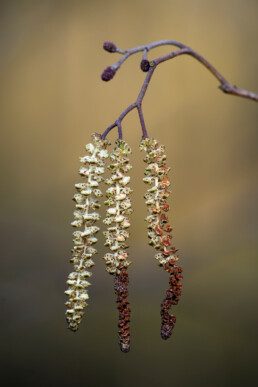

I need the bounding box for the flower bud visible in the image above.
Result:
[140,59,150,72]
[103,41,117,53]
[101,66,116,81]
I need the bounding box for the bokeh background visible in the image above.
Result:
[0,0,258,386]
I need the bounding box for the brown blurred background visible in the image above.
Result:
[0,0,258,386]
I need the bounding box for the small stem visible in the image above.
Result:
[118,102,137,121]
[142,48,148,60]
[137,105,148,138]
[101,122,117,139]
[137,65,156,104]
[117,123,123,140]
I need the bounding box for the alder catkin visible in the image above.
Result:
[103,140,133,352]
[140,137,183,339]
[65,134,109,332]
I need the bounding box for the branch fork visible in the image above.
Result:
[101,39,258,140]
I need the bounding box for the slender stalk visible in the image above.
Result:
[137,105,148,139]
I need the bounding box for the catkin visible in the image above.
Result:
[140,137,183,339]
[103,140,132,352]
[65,134,109,332]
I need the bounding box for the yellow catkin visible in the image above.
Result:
[103,140,133,275]
[65,134,109,332]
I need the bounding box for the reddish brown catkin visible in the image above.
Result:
[114,269,131,353]
[140,138,183,339]
[103,140,133,352]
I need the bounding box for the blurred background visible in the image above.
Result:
[0,0,258,386]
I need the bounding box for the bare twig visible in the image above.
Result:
[101,40,258,139]
[152,47,258,101]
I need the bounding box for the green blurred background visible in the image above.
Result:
[0,0,258,386]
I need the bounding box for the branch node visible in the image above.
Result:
[219,83,232,93]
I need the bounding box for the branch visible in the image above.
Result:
[101,65,156,139]
[100,40,258,139]
[152,46,258,101]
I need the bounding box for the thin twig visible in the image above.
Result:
[111,40,186,71]
[153,47,258,101]
[101,40,258,139]
[101,66,156,139]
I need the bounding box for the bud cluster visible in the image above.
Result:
[65,134,109,332]
[140,137,183,339]
[103,140,133,275]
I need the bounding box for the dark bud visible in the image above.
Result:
[103,41,117,53]
[140,59,150,72]
[101,66,116,81]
